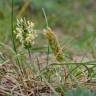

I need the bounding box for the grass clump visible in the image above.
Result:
[0,17,96,96]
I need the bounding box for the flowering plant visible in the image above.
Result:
[14,18,38,49]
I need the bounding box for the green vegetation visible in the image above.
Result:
[0,0,96,96]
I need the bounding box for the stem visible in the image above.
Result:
[42,8,50,66]
[42,8,49,28]
[42,8,51,83]
[28,48,32,60]
[11,0,23,76]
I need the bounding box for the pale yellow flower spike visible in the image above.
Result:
[14,18,38,49]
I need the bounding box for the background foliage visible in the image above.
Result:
[0,0,96,95]
[0,0,96,49]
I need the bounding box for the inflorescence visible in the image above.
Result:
[14,18,38,49]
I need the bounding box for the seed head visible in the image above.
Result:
[43,27,64,62]
[14,18,38,49]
